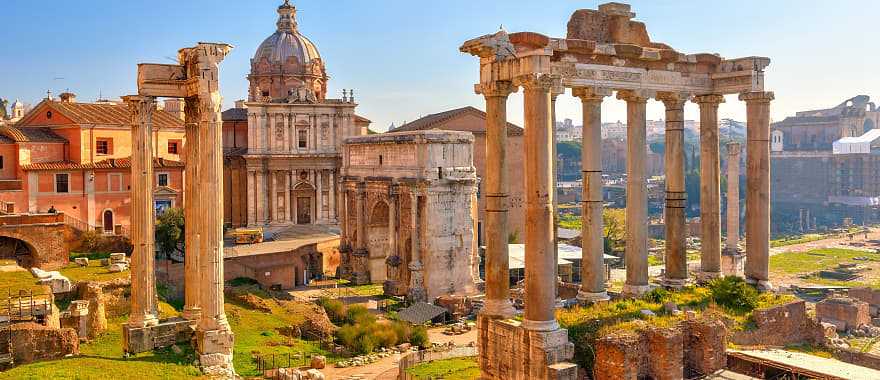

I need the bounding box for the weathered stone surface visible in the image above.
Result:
[109,252,126,264]
[683,317,727,376]
[123,318,195,354]
[74,257,89,267]
[731,300,824,347]
[477,316,577,380]
[37,272,72,293]
[4,322,78,364]
[595,332,642,380]
[304,368,325,380]
[817,297,872,332]
[646,327,683,380]
[108,262,128,273]
[310,355,326,369]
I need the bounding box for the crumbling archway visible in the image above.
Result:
[0,236,35,268]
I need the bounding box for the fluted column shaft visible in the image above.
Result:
[741,91,775,289]
[521,74,558,331]
[619,90,650,296]
[183,99,201,321]
[695,94,725,280]
[573,87,610,303]
[125,95,158,328]
[659,93,689,286]
[480,81,516,317]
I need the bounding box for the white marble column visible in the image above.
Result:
[124,95,158,328]
[520,74,558,331]
[741,91,775,290]
[480,81,516,317]
[618,89,651,297]
[573,87,611,303]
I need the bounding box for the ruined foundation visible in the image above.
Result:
[477,315,577,380]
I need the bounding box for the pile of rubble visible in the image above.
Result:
[442,321,475,335]
[334,344,418,368]
[30,268,72,294]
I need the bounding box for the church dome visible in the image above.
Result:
[252,1,320,66]
[249,1,328,102]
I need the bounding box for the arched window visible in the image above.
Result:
[103,210,114,233]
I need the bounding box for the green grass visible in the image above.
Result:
[0,268,47,296]
[0,303,203,380]
[770,248,877,274]
[59,261,130,283]
[406,356,480,380]
[647,254,663,267]
[784,343,834,358]
[558,214,582,230]
[771,233,824,248]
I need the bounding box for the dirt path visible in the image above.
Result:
[770,227,880,255]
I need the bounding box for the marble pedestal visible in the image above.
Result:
[123,317,194,355]
[477,315,578,380]
[721,248,745,278]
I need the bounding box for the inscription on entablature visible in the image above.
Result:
[348,144,417,167]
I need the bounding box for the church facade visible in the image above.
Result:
[223,1,370,228]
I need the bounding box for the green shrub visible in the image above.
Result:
[317,298,347,324]
[346,304,374,324]
[708,276,759,313]
[409,326,429,348]
[643,287,670,304]
[73,230,132,255]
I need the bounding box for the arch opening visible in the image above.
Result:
[0,236,35,268]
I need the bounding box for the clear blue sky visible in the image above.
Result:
[2,0,878,131]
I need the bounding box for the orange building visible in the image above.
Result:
[0,93,186,233]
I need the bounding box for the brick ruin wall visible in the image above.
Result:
[731,300,825,347]
[1,322,78,365]
[594,316,727,380]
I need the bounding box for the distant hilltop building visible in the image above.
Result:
[771,95,880,231]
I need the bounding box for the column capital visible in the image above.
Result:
[572,87,612,103]
[477,81,517,98]
[515,73,557,92]
[122,94,156,105]
[616,89,653,103]
[692,94,725,105]
[656,92,689,109]
[739,91,775,103]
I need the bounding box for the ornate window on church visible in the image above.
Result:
[298,130,308,149]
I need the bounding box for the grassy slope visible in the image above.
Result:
[59,261,130,283]
[770,248,878,274]
[406,356,480,380]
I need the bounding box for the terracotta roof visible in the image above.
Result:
[222,108,248,121]
[24,100,183,128]
[0,126,67,143]
[22,157,184,171]
[355,115,371,123]
[390,106,523,136]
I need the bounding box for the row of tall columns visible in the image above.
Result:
[658,93,688,287]
[743,91,775,290]
[573,87,611,303]
[124,95,159,328]
[521,74,558,331]
[480,81,516,317]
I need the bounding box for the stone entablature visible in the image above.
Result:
[340,130,479,302]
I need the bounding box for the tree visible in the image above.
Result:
[155,207,185,259]
[603,208,626,248]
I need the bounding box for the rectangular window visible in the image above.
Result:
[96,139,112,155]
[168,141,179,155]
[0,156,4,169]
[157,173,169,187]
[298,130,308,149]
[55,173,69,193]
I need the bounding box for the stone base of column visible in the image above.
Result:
[383,280,406,297]
[696,271,723,284]
[745,277,774,292]
[621,284,651,298]
[481,298,516,318]
[478,315,577,380]
[196,328,236,378]
[350,248,370,285]
[576,290,610,305]
[721,248,745,278]
[660,277,690,290]
[181,307,201,323]
[521,318,560,332]
[123,317,194,355]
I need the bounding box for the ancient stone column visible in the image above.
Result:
[352,182,369,284]
[694,94,725,281]
[726,142,741,251]
[124,95,159,329]
[185,43,235,376]
[388,187,399,259]
[520,74,558,331]
[182,98,201,321]
[658,92,688,287]
[573,87,611,303]
[284,171,291,222]
[480,81,516,317]
[741,91,775,290]
[618,90,651,297]
[246,170,256,226]
[408,190,426,302]
[316,169,324,221]
[328,170,336,221]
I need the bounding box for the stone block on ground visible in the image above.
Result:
[6,322,78,364]
[305,368,325,380]
[74,257,89,267]
[595,333,642,380]
[817,297,871,333]
[647,327,684,380]
[311,355,326,369]
[100,258,110,266]
[108,262,128,273]
[109,253,126,264]
[30,267,52,279]
[37,272,73,293]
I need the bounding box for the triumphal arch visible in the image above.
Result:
[462,3,773,379]
[122,42,236,377]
